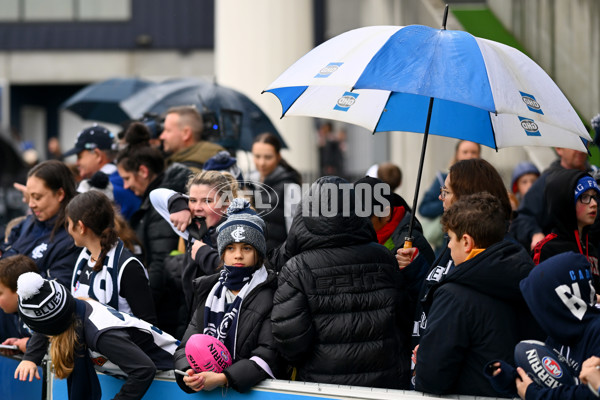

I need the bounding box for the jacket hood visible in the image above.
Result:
[545,169,590,233]
[511,162,540,194]
[442,240,533,302]
[284,176,376,256]
[520,251,599,344]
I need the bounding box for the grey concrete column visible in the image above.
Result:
[214,0,317,178]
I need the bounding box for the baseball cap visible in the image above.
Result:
[63,124,116,157]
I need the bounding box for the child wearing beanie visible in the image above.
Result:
[14,272,179,400]
[173,198,280,393]
[532,169,600,290]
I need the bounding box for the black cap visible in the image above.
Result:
[63,124,115,157]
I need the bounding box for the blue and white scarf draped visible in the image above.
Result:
[203,265,268,359]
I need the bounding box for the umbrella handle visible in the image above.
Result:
[403,237,413,249]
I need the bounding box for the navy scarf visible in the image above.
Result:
[203,266,268,358]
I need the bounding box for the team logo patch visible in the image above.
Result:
[520,91,544,115]
[31,243,48,259]
[519,116,541,137]
[315,62,343,78]
[542,356,563,378]
[231,226,245,241]
[334,92,358,112]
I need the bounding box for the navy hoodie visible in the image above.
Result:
[532,169,599,290]
[520,252,600,399]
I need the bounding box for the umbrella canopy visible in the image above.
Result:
[264,24,590,152]
[121,78,285,151]
[62,78,153,124]
[263,21,592,241]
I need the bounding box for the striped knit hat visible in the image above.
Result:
[17,272,76,336]
[217,198,266,258]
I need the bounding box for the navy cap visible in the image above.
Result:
[63,124,115,157]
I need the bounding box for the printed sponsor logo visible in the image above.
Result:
[520,91,544,115]
[519,116,541,137]
[314,62,343,78]
[334,92,359,112]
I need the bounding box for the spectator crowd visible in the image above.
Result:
[1,106,600,400]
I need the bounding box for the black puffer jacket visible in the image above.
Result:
[415,240,534,396]
[271,176,411,389]
[174,268,280,393]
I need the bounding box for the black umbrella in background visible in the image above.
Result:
[121,78,286,151]
[61,78,153,125]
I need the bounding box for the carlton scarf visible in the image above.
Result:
[203,265,268,358]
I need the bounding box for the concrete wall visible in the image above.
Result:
[488,0,600,121]
[0,50,214,152]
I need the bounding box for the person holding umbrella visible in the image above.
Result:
[397,159,542,385]
[418,140,480,254]
[414,192,534,396]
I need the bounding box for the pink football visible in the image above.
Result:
[185,334,232,373]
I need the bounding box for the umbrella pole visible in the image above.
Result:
[405,97,435,248]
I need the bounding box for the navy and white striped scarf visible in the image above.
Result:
[203,265,268,358]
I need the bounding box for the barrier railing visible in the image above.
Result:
[1,353,501,400]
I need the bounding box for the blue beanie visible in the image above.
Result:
[217,198,266,258]
[574,175,600,204]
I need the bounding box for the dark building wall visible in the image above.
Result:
[0,0,214,50]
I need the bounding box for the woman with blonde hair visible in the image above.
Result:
[150,170,239,326]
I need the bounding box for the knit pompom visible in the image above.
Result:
[17,272,44,300]
[227,198,251,215]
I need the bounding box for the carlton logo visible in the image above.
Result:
[337,96,356,108]
[542,356,563,378]
[231,226,245,241]
[521,119,539,133]
[522,96,541,110]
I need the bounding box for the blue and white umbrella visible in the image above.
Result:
[263,22,592,241]
[264,24,590,151]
